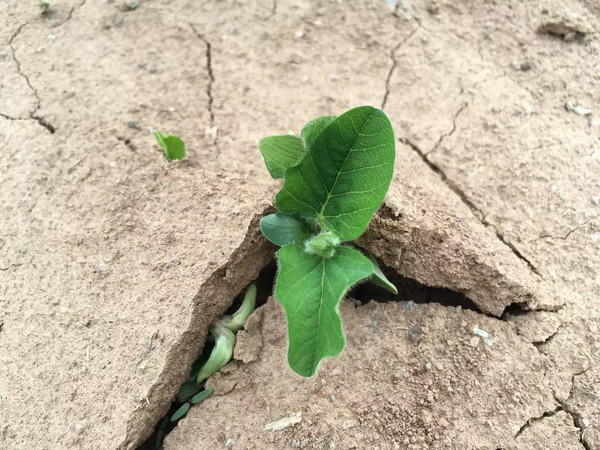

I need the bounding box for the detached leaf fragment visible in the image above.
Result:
[154,130,186,162]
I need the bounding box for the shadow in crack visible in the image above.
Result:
[139,259,277,450]
[140,254,486,449]
[350,255,483,314]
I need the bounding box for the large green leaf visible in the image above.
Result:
[259,135,305,179]
[275,245,373,377]
[275,106,395,241]
[301,115,336,150]
[260,213,312,247]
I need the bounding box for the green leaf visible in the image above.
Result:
[260,213,312,247]
[301,115,336,150]
[154,130,186,162]
[170,402,191,422]
[177,379,201,402]
[366,251,398,294]
[259,135,305,179]
[190,387,214,404]
[276,106,395,241]
[275,245,373,377]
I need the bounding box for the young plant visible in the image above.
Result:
[153,130,186,162]
[259,106,397,377]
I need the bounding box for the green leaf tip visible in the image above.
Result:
[366,251,398,294]
[190,387,214,404]
[154,130,186,162]
[275,245,373,377]
[170,403,190,422]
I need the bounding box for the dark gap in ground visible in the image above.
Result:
[350,255,483,314]
[140,253,485,449]
[500,302,530,320]
[138,259,276,450]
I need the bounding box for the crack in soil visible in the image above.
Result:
[264,0,277,21]
[426,102,469,156]
[552,366,594,450]
[125,211,275,449]
[7,21,56,134]
[55,0,87,28]
[514,404,562,438]
[400,136,543,278]
[381,26,419,110]
[190,25,217,148]
[531,217,597,242]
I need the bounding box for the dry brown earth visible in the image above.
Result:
[1,0,598,449]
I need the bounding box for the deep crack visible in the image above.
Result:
[401,136,543,277]
[190,26,215,124]
[381,26,419,110]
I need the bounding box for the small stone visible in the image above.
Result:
[519,62,532,71]
[264,412,302,431]
[96,258,108,272]
[74,421,86,435]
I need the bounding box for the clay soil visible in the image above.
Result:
[1,0,599,449]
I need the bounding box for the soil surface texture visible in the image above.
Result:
[1,0,598,449]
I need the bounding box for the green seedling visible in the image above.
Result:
[196,322,235,384]
[38,0,56,18]
[258,106,397,377]
[220,283,257,332]
[156,285,257,448]
[153,130,186,162]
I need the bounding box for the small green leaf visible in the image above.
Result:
[366,251,398,294]
[260,213,312,247]
[301,115,336,150]
[276,106,395,241]
[259,135,305,179]
[170,402,191,422]
[275,245,373,377]
[190,387,214,404]
[177,379,201,402]
[154,130,186,162]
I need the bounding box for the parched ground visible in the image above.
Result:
[1,0,599,449]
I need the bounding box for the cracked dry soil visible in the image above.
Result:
[1,0,599,449]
